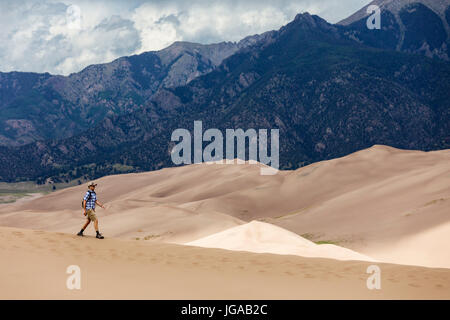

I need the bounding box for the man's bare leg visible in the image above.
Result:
[94,219,104,239]
[77,219,90,236]
[83,219,91,230]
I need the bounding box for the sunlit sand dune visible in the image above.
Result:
[187,221,375,262]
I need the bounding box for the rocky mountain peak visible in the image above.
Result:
[339,0,450,26]
[338,0,450,60]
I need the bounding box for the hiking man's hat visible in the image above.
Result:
[88,182,97,188]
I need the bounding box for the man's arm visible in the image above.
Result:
[83,200,87,215]
[95,200,105,209]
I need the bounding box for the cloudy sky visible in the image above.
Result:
[0,0,371,75]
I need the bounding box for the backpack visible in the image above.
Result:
[82,190,95,209]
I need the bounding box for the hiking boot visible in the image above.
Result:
[96,232,104,239]
[77,230,84,237]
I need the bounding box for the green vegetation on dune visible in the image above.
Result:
[314,240,340,245]
[301,233,342,245]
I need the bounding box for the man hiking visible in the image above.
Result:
[77,182,106,239]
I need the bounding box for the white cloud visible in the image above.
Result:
[0,0,371,75]
[132,3,181,52]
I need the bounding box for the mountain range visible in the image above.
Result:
[0,0,449,183]
[0,33,275,147]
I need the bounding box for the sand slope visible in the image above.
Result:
[1,227,449,300]
[187,221,375,262]
[0,145,448,269]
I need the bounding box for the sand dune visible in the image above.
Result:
[186,221,375,262]
[0,145,449,270]
[1,226,449,300]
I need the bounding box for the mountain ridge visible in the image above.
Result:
[0,34,275,147]
[0,12,448,183]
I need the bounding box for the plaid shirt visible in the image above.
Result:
[83,191,97,210]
